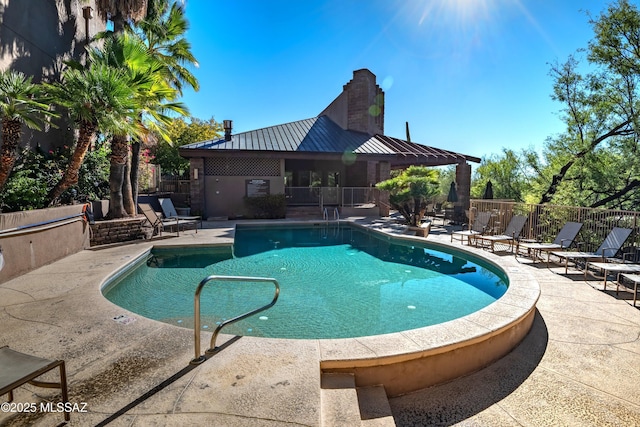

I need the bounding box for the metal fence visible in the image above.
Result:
[285,187,380,208]
[470,199,640,257]
[341,187,378,208]
[158,176,190,194]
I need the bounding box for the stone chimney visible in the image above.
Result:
[320,69,384,135]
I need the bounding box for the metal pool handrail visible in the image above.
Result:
[190,275,280,365]
[0,213,85,237]
[323,207,340,221]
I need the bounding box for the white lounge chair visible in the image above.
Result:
[551,227,633,274]
[475,214,528,252]
[451,211,491,245]
[516,221,583,265]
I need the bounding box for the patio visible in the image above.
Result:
[0,218,639,426]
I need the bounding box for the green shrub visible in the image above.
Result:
[1,170,50,211]
[244,194,286,219]
[0,145,110,212]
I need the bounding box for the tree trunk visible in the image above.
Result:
[123,152,135,215]
[0,118,22,190]
[47,121,96,205]
[129,140,141,214]
[539,120,633,204]
[107,134,129,218]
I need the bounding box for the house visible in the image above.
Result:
[179,69,480,219]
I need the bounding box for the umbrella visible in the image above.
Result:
[447,181,458,203]
[482,181,494,199]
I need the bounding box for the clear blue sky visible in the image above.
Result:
[179,0,607,160]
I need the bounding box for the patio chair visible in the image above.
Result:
[451,211,491,245]
[423,204,438,224]
[139,203,180,236]
[0,346,70,422]
[550,227,633,274]
[475,214,528,252]
[515,221,583,265]
[158,198,201,233]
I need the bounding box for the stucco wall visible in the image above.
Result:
[0,205,90,283]
[0,0,103,79]
[205,176,285,219]
[0,0,105,151]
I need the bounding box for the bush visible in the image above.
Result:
[0,145,110,212]
[244,194,286,219]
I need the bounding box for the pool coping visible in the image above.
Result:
[318,222,539,395]
[102,220,540,397]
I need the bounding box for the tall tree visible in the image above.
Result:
[127,1,198,208]
[538,0,640,207]
[152,117,221,176]
[46,65,137,204]
[0,70,56,190]
[96,0,148,32]
[87,32,184,217]
[472,149,534,202]
[94,0,150,215]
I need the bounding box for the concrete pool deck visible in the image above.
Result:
[1,218,640,426]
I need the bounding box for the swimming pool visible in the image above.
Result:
[103,223,508,339]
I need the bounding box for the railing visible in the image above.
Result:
[191,275,280,365]
[470,200,640,256]
[158,175,190,194]
[342,187,378,208]
[286,187,379,208]
[323,207,340,222]
[0,213,85,237]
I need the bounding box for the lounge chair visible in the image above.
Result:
[139,203,181,236]
[550,227,633,274]
[0,346,70,422]
[451,211,491,245]
[475,214,528,252]
[616,272,640,307]
[584,260,640,288]
[158,198,201,232]
[515,221,583,265]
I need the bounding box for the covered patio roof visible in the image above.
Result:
[179,115,480,167]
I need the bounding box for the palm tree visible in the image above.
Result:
[87,32,186,217]
[127,1,199,209]
[0,70,56,190]
[93,0,149,216]
[46,64,137,205]
[136,2,199,95]
[87,33,155,217]
[95,0,148,32]
[92,1,196,215]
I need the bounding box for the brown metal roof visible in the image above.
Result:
[180,115,480,165]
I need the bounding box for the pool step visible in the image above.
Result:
[358,385,396,426]
[321,373,396,426]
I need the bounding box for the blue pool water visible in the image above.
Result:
[103,224,508,339]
